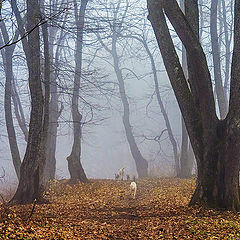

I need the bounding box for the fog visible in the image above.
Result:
[0,59,181,182]
[1,0,232,186]
[1,1,240,236]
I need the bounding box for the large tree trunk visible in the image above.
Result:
[10,0,44,204]
[147,0,240,211]
[67,0,88,183]
[190,119,240,211]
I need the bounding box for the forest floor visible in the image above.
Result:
[1,178,240,239]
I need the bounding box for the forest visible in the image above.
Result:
[1,0,240,239]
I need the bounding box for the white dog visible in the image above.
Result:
[130,181,137,199]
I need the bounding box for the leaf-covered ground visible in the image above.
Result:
[1,178,240,239]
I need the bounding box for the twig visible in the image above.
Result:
[28,199,37,219]
[0,7,68,50]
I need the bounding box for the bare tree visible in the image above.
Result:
[0,21,21,179]
[10,0,47,204]
[148,0,240,211]
[42,0,66,185]
[96,0,148,178]
[66,0,88,183]
[127,33,180,176]
[12,76,29,142]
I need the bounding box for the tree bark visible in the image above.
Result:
[10,0,44,204]
[67,0,88,183]
[3,57,21,180]
[189,119,240,211]
[199,0,204,41]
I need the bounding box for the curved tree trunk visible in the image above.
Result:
[4,54,21,179]
[67,0,88,183]
[142,40,179,176]
[112,35,148,178]
[122,115,148,178]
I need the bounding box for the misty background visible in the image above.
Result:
[0,0,232,184]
